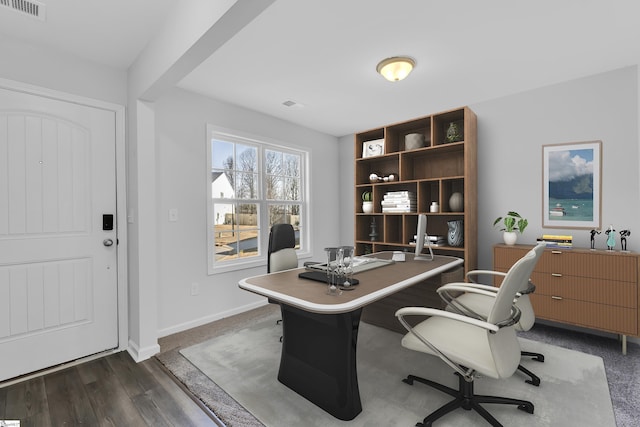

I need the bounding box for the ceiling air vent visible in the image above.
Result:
[282,100,305,108]
[0,0,46,21]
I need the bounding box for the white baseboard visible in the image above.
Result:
[127,339,161,362]
[156,300,269,338]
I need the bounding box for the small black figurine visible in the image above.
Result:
[620,229,631,252]
[589,229,601,250]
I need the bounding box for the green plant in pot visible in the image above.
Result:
[493,211,528,245]
[362,191,373,214]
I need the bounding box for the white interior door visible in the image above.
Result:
[0,87,118,381]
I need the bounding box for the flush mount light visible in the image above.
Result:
[376,56,416,82]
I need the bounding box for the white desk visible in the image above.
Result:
[239,252,463,420]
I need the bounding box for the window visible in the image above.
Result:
[207,125,307,273]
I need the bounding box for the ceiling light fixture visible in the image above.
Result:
[376,56,415,82]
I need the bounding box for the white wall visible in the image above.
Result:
[154,88,340,335]
[0,36,127,105]
[339,66,639,271]
[472,66,638,269]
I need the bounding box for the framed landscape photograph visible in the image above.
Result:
[362,139,385,158]
[542,141,602,229]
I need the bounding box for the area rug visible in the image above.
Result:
[177,313,615,427]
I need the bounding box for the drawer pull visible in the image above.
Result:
[551,296,563,300]
[551,250,563,254]
[551,273,563,277]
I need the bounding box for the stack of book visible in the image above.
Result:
[537,234,573,248]
[381,191,416,213]
[410,234,447,247]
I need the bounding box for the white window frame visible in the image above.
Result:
[206,124,309,274]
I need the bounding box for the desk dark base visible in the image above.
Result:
[278,304,362,421]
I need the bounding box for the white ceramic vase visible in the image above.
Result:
[449,192,463,212]
[503,231,518,246]
[362,201,373,214]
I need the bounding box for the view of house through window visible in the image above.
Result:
[208,126,305,271]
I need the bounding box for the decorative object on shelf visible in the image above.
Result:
[363,139,385,158]
[376,56,415,82]
[620,229,630,252]
[605,225,616,250]
[362,191,373,214]
[369,172,398,183]
[493,211,528,246]
[589,229,601,250]
[543,141,602,229]
[369,217,379,241]
[449,192,463,212]
[445,122,463,143]
[381,191,416,213]
[405,133,425,150]
[447,219,464,247]
[537,234,572,248]
[430,201,439,213]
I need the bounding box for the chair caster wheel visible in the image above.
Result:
[526,377,540,387]
[518,402,535,414]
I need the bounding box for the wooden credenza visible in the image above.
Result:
[494,244,640,354]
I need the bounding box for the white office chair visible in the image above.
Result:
[395,246,542,427]
[438,243,546,386]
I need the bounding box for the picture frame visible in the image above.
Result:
[362,139,385,158]
[542,141,602,229]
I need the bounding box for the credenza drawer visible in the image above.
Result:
[537,250,637,282]
[494,246,638,282]
[531,294,637,335]
[530,272,637,309]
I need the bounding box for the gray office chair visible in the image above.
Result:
[438,243,546,386]
[395,246,542,427]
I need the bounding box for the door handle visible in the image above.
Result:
[103,239,114,247]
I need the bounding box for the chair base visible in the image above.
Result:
[518,350,545,386]
[403,372,534,427]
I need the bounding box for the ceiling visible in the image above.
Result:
[2,0,640,137]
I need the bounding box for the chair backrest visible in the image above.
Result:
[488,244,545,326]
[267,224,297,273]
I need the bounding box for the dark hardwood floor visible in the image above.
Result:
[0,351,221,427]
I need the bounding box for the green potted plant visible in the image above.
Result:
[493,211,528,245]
[362,191,373,214]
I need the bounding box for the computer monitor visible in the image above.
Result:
[414,214,434,261]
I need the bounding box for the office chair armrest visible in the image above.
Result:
[395,307,499,333]
[519,280,536,295]
[462,273,536,297]
[438,282,499,295]
[465,269,507,283]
